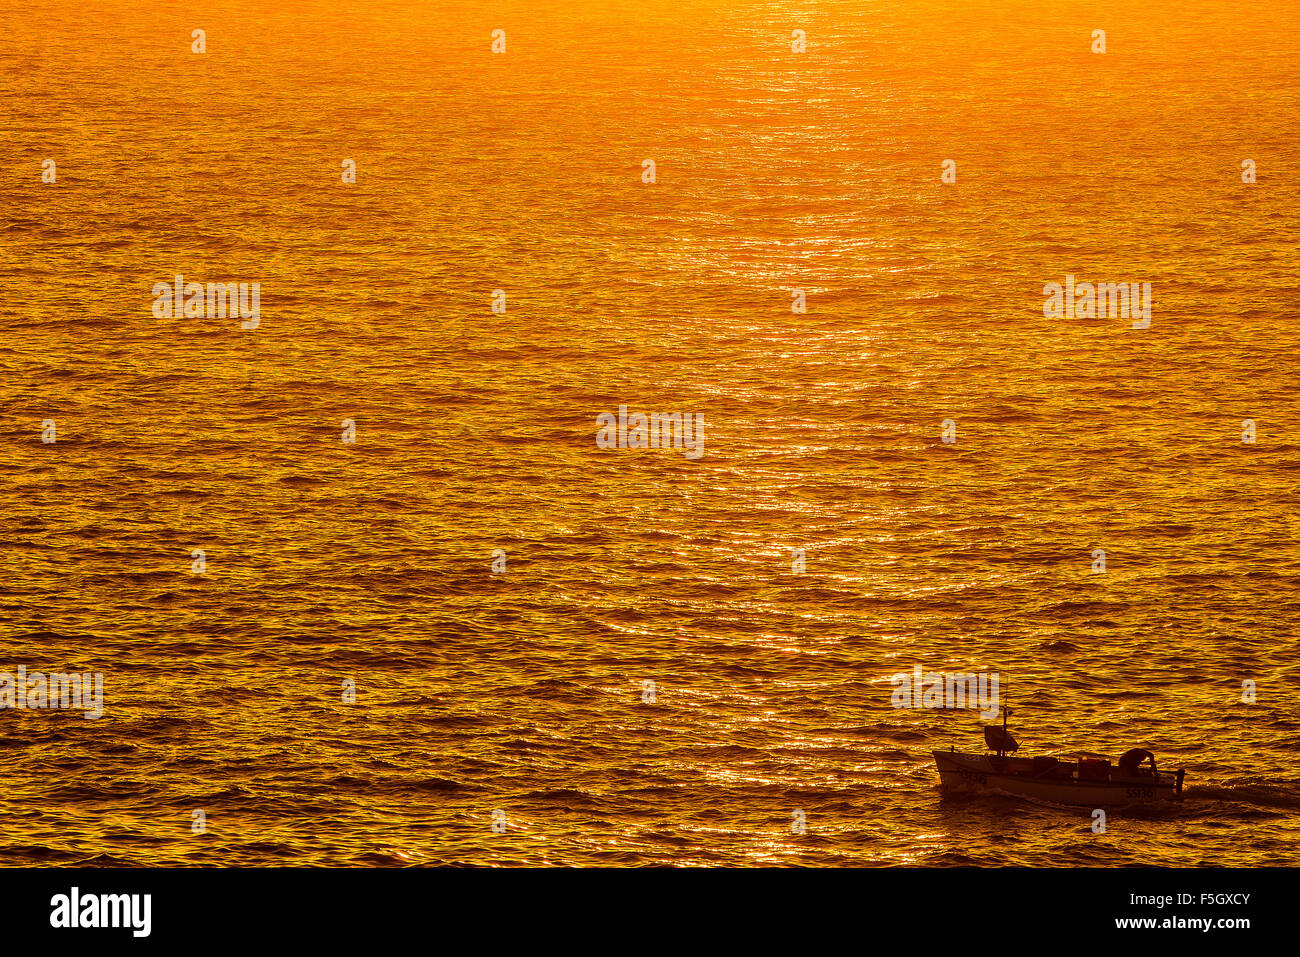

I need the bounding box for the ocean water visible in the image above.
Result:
[1,0,1298,865]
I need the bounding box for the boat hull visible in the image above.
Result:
[934,750,1182,806]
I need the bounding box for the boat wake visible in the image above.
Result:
[1181,781,1300,812]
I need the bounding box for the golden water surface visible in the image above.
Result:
[1,0,1298,865]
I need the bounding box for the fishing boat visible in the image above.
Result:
[933,701,1186,806]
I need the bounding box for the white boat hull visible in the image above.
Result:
[934,750,1182,806]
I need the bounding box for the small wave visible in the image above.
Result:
[1185,781,1300,811]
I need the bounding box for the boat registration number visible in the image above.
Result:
[1126,787,1155,799]
[958,770,988,785]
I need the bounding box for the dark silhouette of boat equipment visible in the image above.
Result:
[933,696,1186,806]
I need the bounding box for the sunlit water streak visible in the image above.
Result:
[0,0,1298,865]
